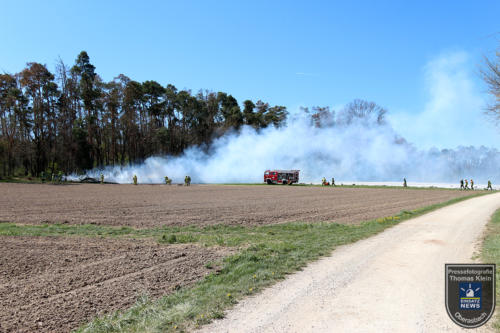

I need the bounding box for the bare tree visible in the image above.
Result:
[338,99,387,125]
[481,50,500,121]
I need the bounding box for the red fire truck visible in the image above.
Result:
[264,170,300,185]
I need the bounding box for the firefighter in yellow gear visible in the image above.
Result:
[464,179,469,190]
[133,174,138,185]
[322,177,326,186]
[185,176,191,186]
[487,180,493,191]
[403,178,407,187]
[100,174,104,184]
[470,179,474,190]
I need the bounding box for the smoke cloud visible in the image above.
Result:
[81,115,500,184]
[390,51,500,149]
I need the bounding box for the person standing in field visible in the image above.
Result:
[470,179,474,190]
[403,178,407,187]
[464,179,469,190]
[487,180,493,191]
[460,179,464,190]
[331,177,335,186]
[133,174,138,185]
[100,174,104,184]
[185,176,191,186]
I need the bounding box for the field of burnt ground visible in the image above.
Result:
[0,183,488,332]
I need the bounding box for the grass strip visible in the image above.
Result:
[480,208,500,331]
[214,183,475,190]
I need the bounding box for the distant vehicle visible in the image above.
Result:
[264,170,300,185]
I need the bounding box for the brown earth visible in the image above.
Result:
[0,183,477,228]
[0,236,228,333]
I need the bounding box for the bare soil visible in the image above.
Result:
[0,183,477,228]
[0,236,228,333]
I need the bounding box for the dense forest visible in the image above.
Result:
[0,51,288,177]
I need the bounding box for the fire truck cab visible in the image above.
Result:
[264,170,300,185]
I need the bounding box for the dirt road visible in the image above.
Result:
[201,192,500,333]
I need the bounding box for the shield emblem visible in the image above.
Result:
[445,264,496,328]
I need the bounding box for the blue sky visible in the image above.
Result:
[1,0,499,149]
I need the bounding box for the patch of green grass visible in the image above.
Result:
[0,223,138,238]
[0,223,206,239]
[216,182,493,191]
[0,176,42,183]
[66,192,488,332]
[159,233,200,244]
[481,208,500,331]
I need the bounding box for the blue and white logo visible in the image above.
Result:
[459,283,482,310]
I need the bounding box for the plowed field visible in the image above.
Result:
[0,183,476,228]
[0,236,228,333]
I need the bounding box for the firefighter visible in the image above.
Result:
[322,177,326,186]
[464,179,469,190]
[164,176,170,185]
[41,171,45,183]
[133,174,138,185]
[470,179,474,190]
[460,179,464,190]
[331,177,335,186]
[58,171,63,183]
[100,174,104,184]
[487,180,493,191]
[185,175,191,186]
[403,178,407,188]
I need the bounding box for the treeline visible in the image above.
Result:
[0,51,288,177]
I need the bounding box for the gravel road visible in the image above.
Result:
[201,192,500,333]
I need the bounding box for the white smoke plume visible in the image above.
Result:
[80,115,500,184]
